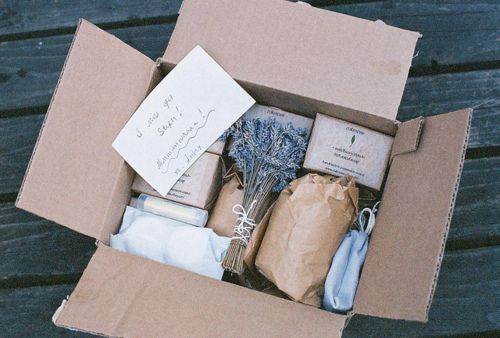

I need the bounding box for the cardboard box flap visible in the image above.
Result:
[390,116,425,160]
[163,0,420,121]
[354,108,473,321]
[54,245,347,337]
[16,20,156,242]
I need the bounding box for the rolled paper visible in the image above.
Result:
[136,193,208,227]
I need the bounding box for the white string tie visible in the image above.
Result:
[231,200,257,245]
[356,201,380,236]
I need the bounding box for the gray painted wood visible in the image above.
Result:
[0,203,95,284]
[1,2,500,114]
[0,0,181,39]
[0,1,498,67]
[400,70,500,149]
[0,284,88,337]
[0,23,174,114]
[344,246,500,337]
[326,0,500,67]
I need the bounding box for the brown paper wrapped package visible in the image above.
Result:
[243,203,274,270]
[255,174,359,307]
[206,170,275,270]
[207,175,244,237]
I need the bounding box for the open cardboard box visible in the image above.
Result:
[16,0,472,336]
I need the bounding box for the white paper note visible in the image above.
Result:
[113,46,255,196]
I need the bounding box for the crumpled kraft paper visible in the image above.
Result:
[207,175,244,237]
[255,174,358,307]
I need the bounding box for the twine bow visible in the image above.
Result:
[231,200,257,246]
[356,201,380,235]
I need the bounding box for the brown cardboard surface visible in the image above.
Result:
[354,108,472,321]
[390,116,424,160]
[55,245,346,337]
[164,0,420,121]
[15,20,155,242]
[132,152,223,209]
[159,59,398,135]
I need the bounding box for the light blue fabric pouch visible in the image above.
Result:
[323,202,379,313]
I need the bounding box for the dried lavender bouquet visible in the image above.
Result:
[222,117,307,274]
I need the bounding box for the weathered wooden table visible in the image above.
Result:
[0,1,498,336]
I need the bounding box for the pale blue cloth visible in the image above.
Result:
[323,202,379,312]
[323,230,368,312]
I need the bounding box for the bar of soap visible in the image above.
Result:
[243,104,314,139]
[303,114,393,190]
[132,152,223,209]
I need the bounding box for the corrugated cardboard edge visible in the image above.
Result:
[353,108,473,321]
[15,19,84,209]
[391,116,425,161]
[52,297,106,337]
[424,109,472,317]
[98,64,162,244]
[55,245,346,337]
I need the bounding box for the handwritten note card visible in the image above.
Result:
[113,46,255,196]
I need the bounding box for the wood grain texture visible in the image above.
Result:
[1,1,500,114]
[0,203,95,284]
[0,23,174,114]
[0,114,43,195]
[0,284,88,337]
[325,0,500,67]
[0,0,181,39]
[344,246,500,337]
[0,0,498,67]
[448,157,500,250]
[400,70,500,149]
[1,245,498,337]
[0,157,497,280]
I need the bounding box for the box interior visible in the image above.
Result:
[15,0,473,336]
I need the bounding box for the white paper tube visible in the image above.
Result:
[136,193,208,227]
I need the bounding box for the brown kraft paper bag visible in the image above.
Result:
[207,175,244,237]
[255,174,359,307]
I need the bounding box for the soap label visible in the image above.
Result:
[113,46,255,196]
[242,104,314,139]
[303,114,393,190]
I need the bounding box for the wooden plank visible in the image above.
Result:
[0,203,95,284]
[0,156,497,280]
[1,245,498,337]
[1,2,500,114]
[0,0,497,67]
[0,284,88,337]
[0,0,181,39]
[400,70,500,149]
[448,157,500,250]
[0,114,43,195]
[325,0,500,67]
[344,246,500,337]
[0,23,499,139]
[0,23,174,114]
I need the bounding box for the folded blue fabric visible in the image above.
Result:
[323,202,379,312]
[323,230,368,312]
